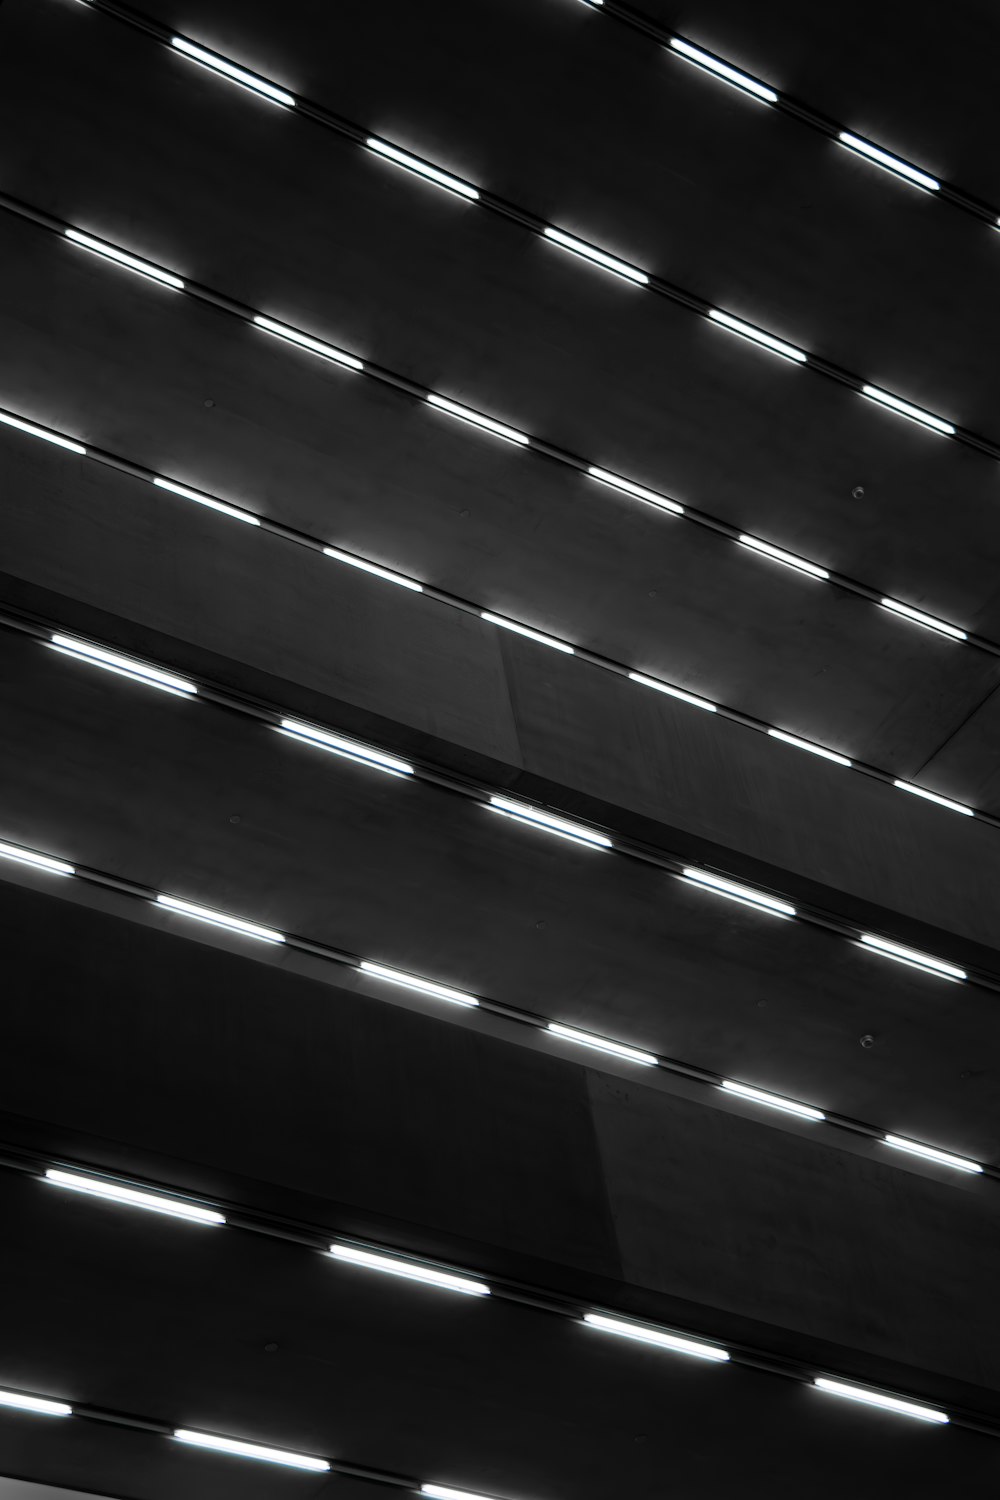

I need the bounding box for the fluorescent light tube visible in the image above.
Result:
[586,466,683,514]
[584,1312,729,1362]
[0,1389,72,1418]
[814,1378,948,1424]
[153,476,259,525]
[65,229,183,291]
[173,1430,329,1471]
[253,315,362,371]
[278,719,414,777]
[682,868,795,918]
[892,779,972,816]
[543,228,648,285]
[861,386,954,436]
[628,671,716,712]
[426,394,529,446]
[547,1022,657,1067]
[329,1243,489,1296]
[878,598,966,640]
[738,535,828,579]
[366,139,479,200]
[488,795,611,849]
[49,634,197,698]
[669,38,777,103]
[359,959,479,1008]
[858,933,965,982]
[0,840,74,877]
[423,1487,495,1500]
[323,546,422,591]
[44,1169,225,1223]
[883,1135,982,1175]
[170,38,295,108]
[768,729,851,767]
[708,309,806,364]
[837,133,940,192]
[0,410,85,455]
[156,894,285,945]
[720,1080,825,1121]
[480,612,573,653]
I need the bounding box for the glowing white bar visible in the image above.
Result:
[423,1487,494,1500]
[682,868,795,918]
[837,133,940,193]
[878,598,966,641]
[0,1389,72,1418]
[481,612,573,653]
[366,139,479,200]
[323,547,422,591]
[330,1243,489,1296]
[584,1312,729,1362]
[858,933,965,982]
[861,386,954,436]
[720,1080,825,1121]
[170,38,295,108]
[814,1378,948,1424]
[892,779,972,816]
[488,795,611,849]
[669,38,778,104]
[0,410,85,455]
[65,229,183,291]
[586,466,683,515]
[359,960,478,1008]
[768,729,851,767]
[426,394,529,446]
[628,671,716,712]
[49,634,197,698]
[0,840,74,877]
[278,720,413,777]
[738,535,828,579]
[45,1169,225,1224]
[883,1135,982,1175]
[156,894,285,945]
[173,1430,329,1471]
[547,1022,657,1067]
[253,315,362,371]
[543,228,648,285]
[153,476,259,525]
[708,310,806,364]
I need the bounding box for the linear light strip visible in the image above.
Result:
[324,546,423,591]
[720,1080,825,1122]
[814,1377,948,1424]
[0,838,74,876]
[681,867,796,918]
[837,133,940,193]
[708,309,807,363]
[861,386,955,436]
[170,37,296,108]
[278,719,414,777]
[366,138,480,200]
[0,1388,72,1418]
[359,959,479,1008]
[583,1312,729,1361]
[883,1135,982,1174]
[155,893,285,945]
[858,932,966,982]
[543,227,649,284]
[547,1021,657,1067]
[48,633,197,697]
[668,37,778,104]
[153,476,260,525]
[173,1429,329,1470]
[44,1168,226,1224]
[65,228,184,290]
[329,1243,489,1296]
[488,795,611,848]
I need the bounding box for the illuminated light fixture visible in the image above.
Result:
[860,386,955,436]
[813,1378,948,1424]
[170,37,295,108]
[173,1430,329,1471]
[837,132,940,193]
[156,894,285,946]
[0,1389,72,1419]
[682,868,795,918]
[858,933,965,982]
[425,394,529,446]
[44,1169,225,1224]
[586,466,683,515]
[277,719,414,778]
[65,229,183,291]
[365,139,479,201]
[0,410,85,456]
[768,729,851,767]
[547,1022,657,1067]
[488,795,612,849]
[878,598,966,641]
[583,1312,729,1362]
[720,1080,825,1121]
[153,476,259,525]
[480,612,573,653]
[669,37,778,104]
[883,1135,982,1175]
[323,546,422,591]
[737,535,828,579]
[359,959,479,1008]
[422,1487,496,1500]
[0,840,74,878]
[49,634,197,698]
[707,309,806,364]
[329,1243,489,1296]
[892,779,972,816]
[628,671,716,712]
[252,315,362,372]
[542,228,648,285]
